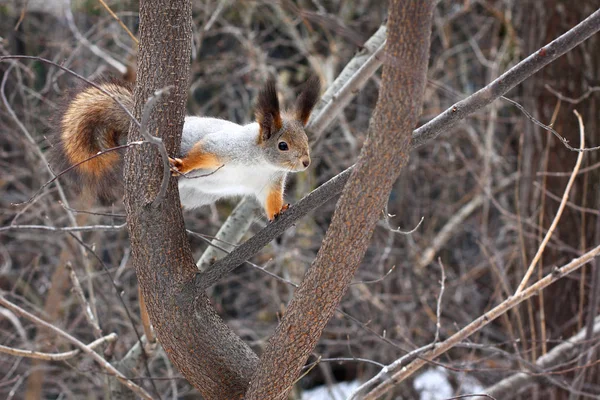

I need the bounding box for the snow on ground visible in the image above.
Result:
[301,380,361,400]
[414,367,453,400]
[300,368,484,399]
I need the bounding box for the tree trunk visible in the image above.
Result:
[123,0,257,398]
[244,1,435,399]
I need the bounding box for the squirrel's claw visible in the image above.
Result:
[270,203,290,222]
[169,157,183,176]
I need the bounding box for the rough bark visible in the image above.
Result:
[123,0,257,398]
[244,2,435,399]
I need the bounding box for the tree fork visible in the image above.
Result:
[123,0,257,398]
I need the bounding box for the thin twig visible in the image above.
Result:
[11,142,144,207]
[537,159,600,177]
[516,110,585,294]
[350,265,396,285]
[138,86,174,207]
[544,84,600,104]
[303,357,385,369]
[383,204,424,235]
[97,0,139,44]
[0,223,126,233]
[434,258,446,343]
[0,333,117,361]
[502,96,600,152]
[66,262,102,337]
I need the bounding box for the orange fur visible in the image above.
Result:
[265,188,285,221]
[171,142,222,174]
[62,140,119,177]
[60,83,132,177]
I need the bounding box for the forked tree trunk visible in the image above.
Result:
[245,1,435,399]
[123,0,257,398]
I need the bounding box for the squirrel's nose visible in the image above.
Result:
[302,159,310,168]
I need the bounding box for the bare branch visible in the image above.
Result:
[138,86,174,207]
[361,244,600,399]
[411,8,600,148]
[502,96,600,152]
[434,258,446,343]
[66,262,102,337]
[0,333,117,361]
[0,223,126,233]
[478,316,600,399]
[196,197,257,271]
[0,296,152,400]
[516,110,585,294]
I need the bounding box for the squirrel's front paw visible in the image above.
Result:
[270,203,290,222]
[169,157,184,175]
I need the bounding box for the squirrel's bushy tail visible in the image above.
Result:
[51,80,134,202]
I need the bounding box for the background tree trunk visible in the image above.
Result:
[123,0,257,398]
[245,1,435,399]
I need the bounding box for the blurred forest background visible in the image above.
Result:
[1,0,600,399]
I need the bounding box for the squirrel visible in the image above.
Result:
[52,76,321,220]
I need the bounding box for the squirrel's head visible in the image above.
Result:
[255,76,320,172]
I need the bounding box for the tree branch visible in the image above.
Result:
[197,7,600,289]
[478,316,600,399]
[245,2,435,398]
[362,244,600,399]
[410,7,600,148]
[0,333,117,361]
[0,296,151,399]
[123,0,258,398]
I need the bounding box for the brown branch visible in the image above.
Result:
[244,2,436,398]
[123,0,258,398]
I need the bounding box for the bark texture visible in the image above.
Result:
[244,2,435,399]
[123,0,257,398]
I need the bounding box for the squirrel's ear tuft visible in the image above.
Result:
[255,78,282,142]
[294,76,321,126]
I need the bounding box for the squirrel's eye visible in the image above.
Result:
[278,141,289,151]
